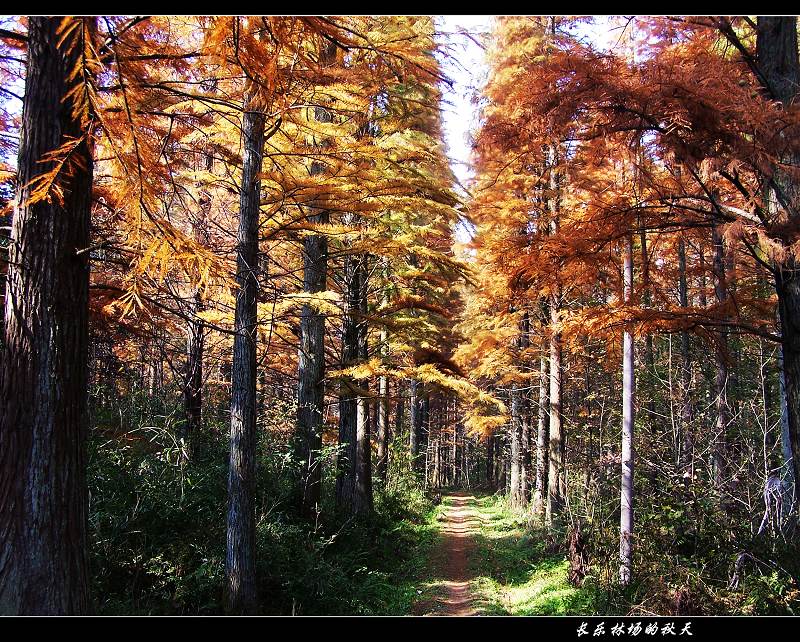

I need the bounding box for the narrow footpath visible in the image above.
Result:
[413,492,482,616]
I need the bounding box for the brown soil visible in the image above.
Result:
[412,492,482,616]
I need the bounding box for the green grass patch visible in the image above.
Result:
[468,493,601,615]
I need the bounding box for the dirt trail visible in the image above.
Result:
[413,492,482,616]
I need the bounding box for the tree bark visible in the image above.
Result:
[226,88,264,615]
[711,223,730,492]
[294,39,335,519]
[0,17,95,615]
[677,237,694,474]
[533,344,550,521]
[376,258,390,480]
[620,235,635,587]
[756,17,800,503]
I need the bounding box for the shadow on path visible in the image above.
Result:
[413,491,484,616]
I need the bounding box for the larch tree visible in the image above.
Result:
[0,16,97,615]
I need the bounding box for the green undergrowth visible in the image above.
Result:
[87,413,439,615]
[468,493,601,615]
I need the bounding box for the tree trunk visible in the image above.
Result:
[0,17,95,615]
[376,259,390,480]
[355,255,372,510]
[546,291,565,525]
[533,345,550,521]
[336,251,371,514]
[620,235,635,587]
[509,380,525,509]
[410,379,425,473]
[182,291,204,443]
[226,89,264,615]
[711,223,730,492]
[545,143,565,526]
[757,17,800,503]
[294,40,335,519]
[677,237,694,474]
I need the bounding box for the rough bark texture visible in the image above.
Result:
[757,17,800,503]
[620,235,635,587]
[294,40,335,519]
[0,17,94,615]
[225,92,264,615]
[336,252,371,514]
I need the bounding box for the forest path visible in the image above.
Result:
[412,491,483,616]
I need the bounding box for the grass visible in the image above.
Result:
[467,492,600,615]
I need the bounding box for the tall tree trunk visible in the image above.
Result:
[677,237,694,474]
[486,434,495,490]
[533,343,550,521]
[757,17,800,502]
[394,379,405,438]
[509,380,524,509]
[711,223,730,492]
[226,88,264,615]
[376,258,390,480]
[0,17,95,615]
[545,143,565,526]
[639,228,656,424]
[182,291,204,443]
[355,255,372,511]
[546,297,564,525]
[620,235,635,587]
[337,251,371,514]
[294,40,335,519]
[410,379,425,473]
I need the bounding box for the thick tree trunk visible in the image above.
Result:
[620,235,635,587]
[294,40,335,519]
[336,252,371,514]
[757,17,800,503]
[0,17,94,615]
[226,90,264,615]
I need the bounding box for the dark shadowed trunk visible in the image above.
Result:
[0,17,95,615]
[182,291,204,443]
[225,88,264,615]
[756,17,800,503]
[336,251,371,514]
[294,39,335,519]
